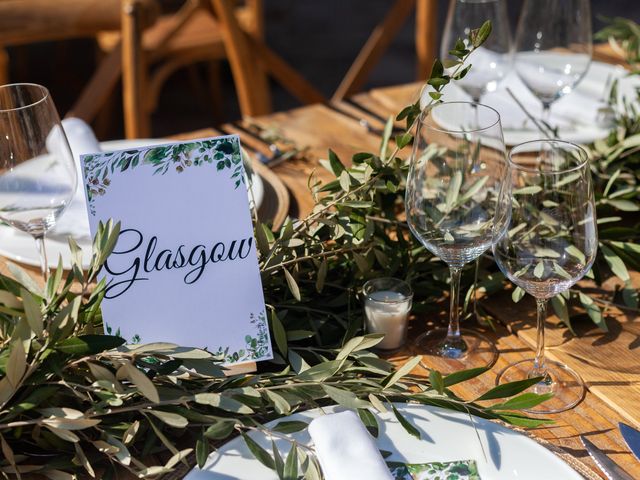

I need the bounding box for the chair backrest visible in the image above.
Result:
[0,0,159,46]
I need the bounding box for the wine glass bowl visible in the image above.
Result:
[513,0,592,120]
[406,102,506,370]
[493,140,597,412]
[441,0,512,102]
[0,83,77,278]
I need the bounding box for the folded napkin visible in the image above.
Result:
[480,73,611,131]
[45,118,100,241]
[308,410,393,480]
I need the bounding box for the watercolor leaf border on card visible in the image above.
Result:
[82,137,244,215]
[213,310,270,363]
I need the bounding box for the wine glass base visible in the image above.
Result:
[413,328,498,374]
[496,359,585,414]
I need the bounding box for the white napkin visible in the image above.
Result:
[308,411,393,480]
[46,118,100,242]
[480,73,611,131]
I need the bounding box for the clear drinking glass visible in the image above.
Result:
[0,84,77,279]
[441,0,512,103]
[405,101,507,373]
[514,0,592,123]
[493,140,597,413]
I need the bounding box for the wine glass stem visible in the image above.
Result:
[532,298,548,378]
[446,266,462,342]
[34,235,49,282]
[541,103,551,126]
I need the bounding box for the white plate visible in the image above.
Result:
[425,60,640,146]
[0,138,264,270]
[187,403,582,479]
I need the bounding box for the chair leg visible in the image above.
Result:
[0,48,9,85]
[415,0,438,81]
[332,0,415,102]
[122,0,151,138]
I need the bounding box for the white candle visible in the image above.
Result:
[364,290,411,350]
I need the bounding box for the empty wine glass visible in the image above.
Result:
[493,140,597,413]
[514,0,592,124]
[441,0,512,104]
[405,101,507,373]
[0,84,77,280]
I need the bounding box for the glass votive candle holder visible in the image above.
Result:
[362,277,413,352]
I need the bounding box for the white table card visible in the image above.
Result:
[80,135,272,365]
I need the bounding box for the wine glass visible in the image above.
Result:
[441,0,512,104]
[493,140,597,413]
[405,101,507,373]
[0,84,77,280]
[514,0,592,124]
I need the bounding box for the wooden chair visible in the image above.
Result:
[332,0,438,102]
[0,0,159,138]
[95,0,326,136]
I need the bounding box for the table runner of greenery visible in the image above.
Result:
[0,18,639,479]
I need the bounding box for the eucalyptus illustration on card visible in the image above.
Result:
[81,135,272,365]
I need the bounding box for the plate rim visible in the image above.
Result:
[188,402,583,479]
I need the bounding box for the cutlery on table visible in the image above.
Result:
[581,436,635,480]
[619,422,640,462]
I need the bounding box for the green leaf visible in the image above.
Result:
[204,421,237,440]
[284,269,301,301]
[384,356,421,389]
[20,288,43,337]
[380,117,394,161]
[550,295,573,334]
[511,286,525,303]
[358,408,379,437]
[55,335,125,355]
[392,404,420,439]
[322,384,370,409]
[513,185,542,195]
[601,244,630,282]
[472,20,492,47]
[430,58,444,78]
[148,410,188,428]
[475,377,545,401]
[533,261,545,279]
[443,366,490,387]
[6,341,26,389]
[328,149,345,176]
[194,393,254,414]
[242,433,275,470]
[270,310,288,356]
[265,390,291,414]
[429,370,444,394]
[283,442,298,480]
[605,199,640,211]
[458,176,489,205]
[272,421,308,434]
[196,437,209,468]
[395,132,413,149]
[578,292,607,331]
[489,392,553,411]
[445,171,463,211]
[316,260,328,293]
[496,412,554,428]
[121,362,159,403]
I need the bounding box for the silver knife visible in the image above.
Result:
[619,422,640,462]
[581,436,635,480]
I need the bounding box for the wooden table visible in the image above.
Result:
[3,50,637,480]
[211,68,640,478]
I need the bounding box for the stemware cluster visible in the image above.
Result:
[405,0,597,414]
[406,102,597,414]
[442,0,593,126]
